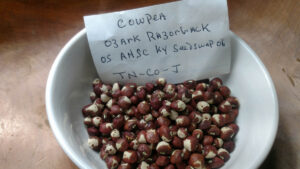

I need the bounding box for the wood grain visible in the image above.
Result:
[0,0,299,168]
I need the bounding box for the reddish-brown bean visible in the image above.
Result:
[208,125,221,136]
[138,144,152,158]
[113,115,125,129]
[115,138,128,152]
[118,96,132,109]
[210,78,223,90]
[151,110,160,118]
[105,155,120,169]
[196,82,207,91]
[122,131,136,142]
[171,100,187,112]
[150,96,162,110]
[228,123,239,134]
[165,164,175,169]
[156,116,171,127]
[217,148,230,162]
[182,148,191,160]
[199,113,211,130]
[223,141,235,153]
[145,83,155,93]
[189,111,202,124]
[149,163,160,169]
[123,150,138,164]
[158,125,172,142]
[219,86,231,98]
[176,115,190,127]
[156,141,172,155]
[188,153,205,169]
[169,125,178,137]
[121,86,134,97]
[183,136,199,152]
[99,123,113,135]
[218,100,232,113]
[170,149,183,164]
[213,91,224,105]
[117,163,131,169]
[204,145,217,159]
[226,97,239,108]
[175,162,187,169]
[213,138,224,149]
[192,129,204,141]
[137,130,147,144]
[203,135,214,145]
[123,119,137,131]
[220,126,234,141]
[136,87,146,100]
[177,128,188,139]
[172,136,183,149]
[87,136,101,150]
[138,101,151,114]
[130,95,139,105]
[156,156,170,167]
[146,129,160,144]
[183,80,196,89]
[188,123,197,133]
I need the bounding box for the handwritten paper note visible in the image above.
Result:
[84,0,230,85]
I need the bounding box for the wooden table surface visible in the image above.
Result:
[0,0,299,168]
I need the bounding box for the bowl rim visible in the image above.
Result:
[46,29,279,169]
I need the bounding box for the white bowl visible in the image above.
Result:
[46,29,278,169]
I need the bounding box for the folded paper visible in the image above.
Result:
[84,0,230,85]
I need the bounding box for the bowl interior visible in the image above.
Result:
[46,30,278,169]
